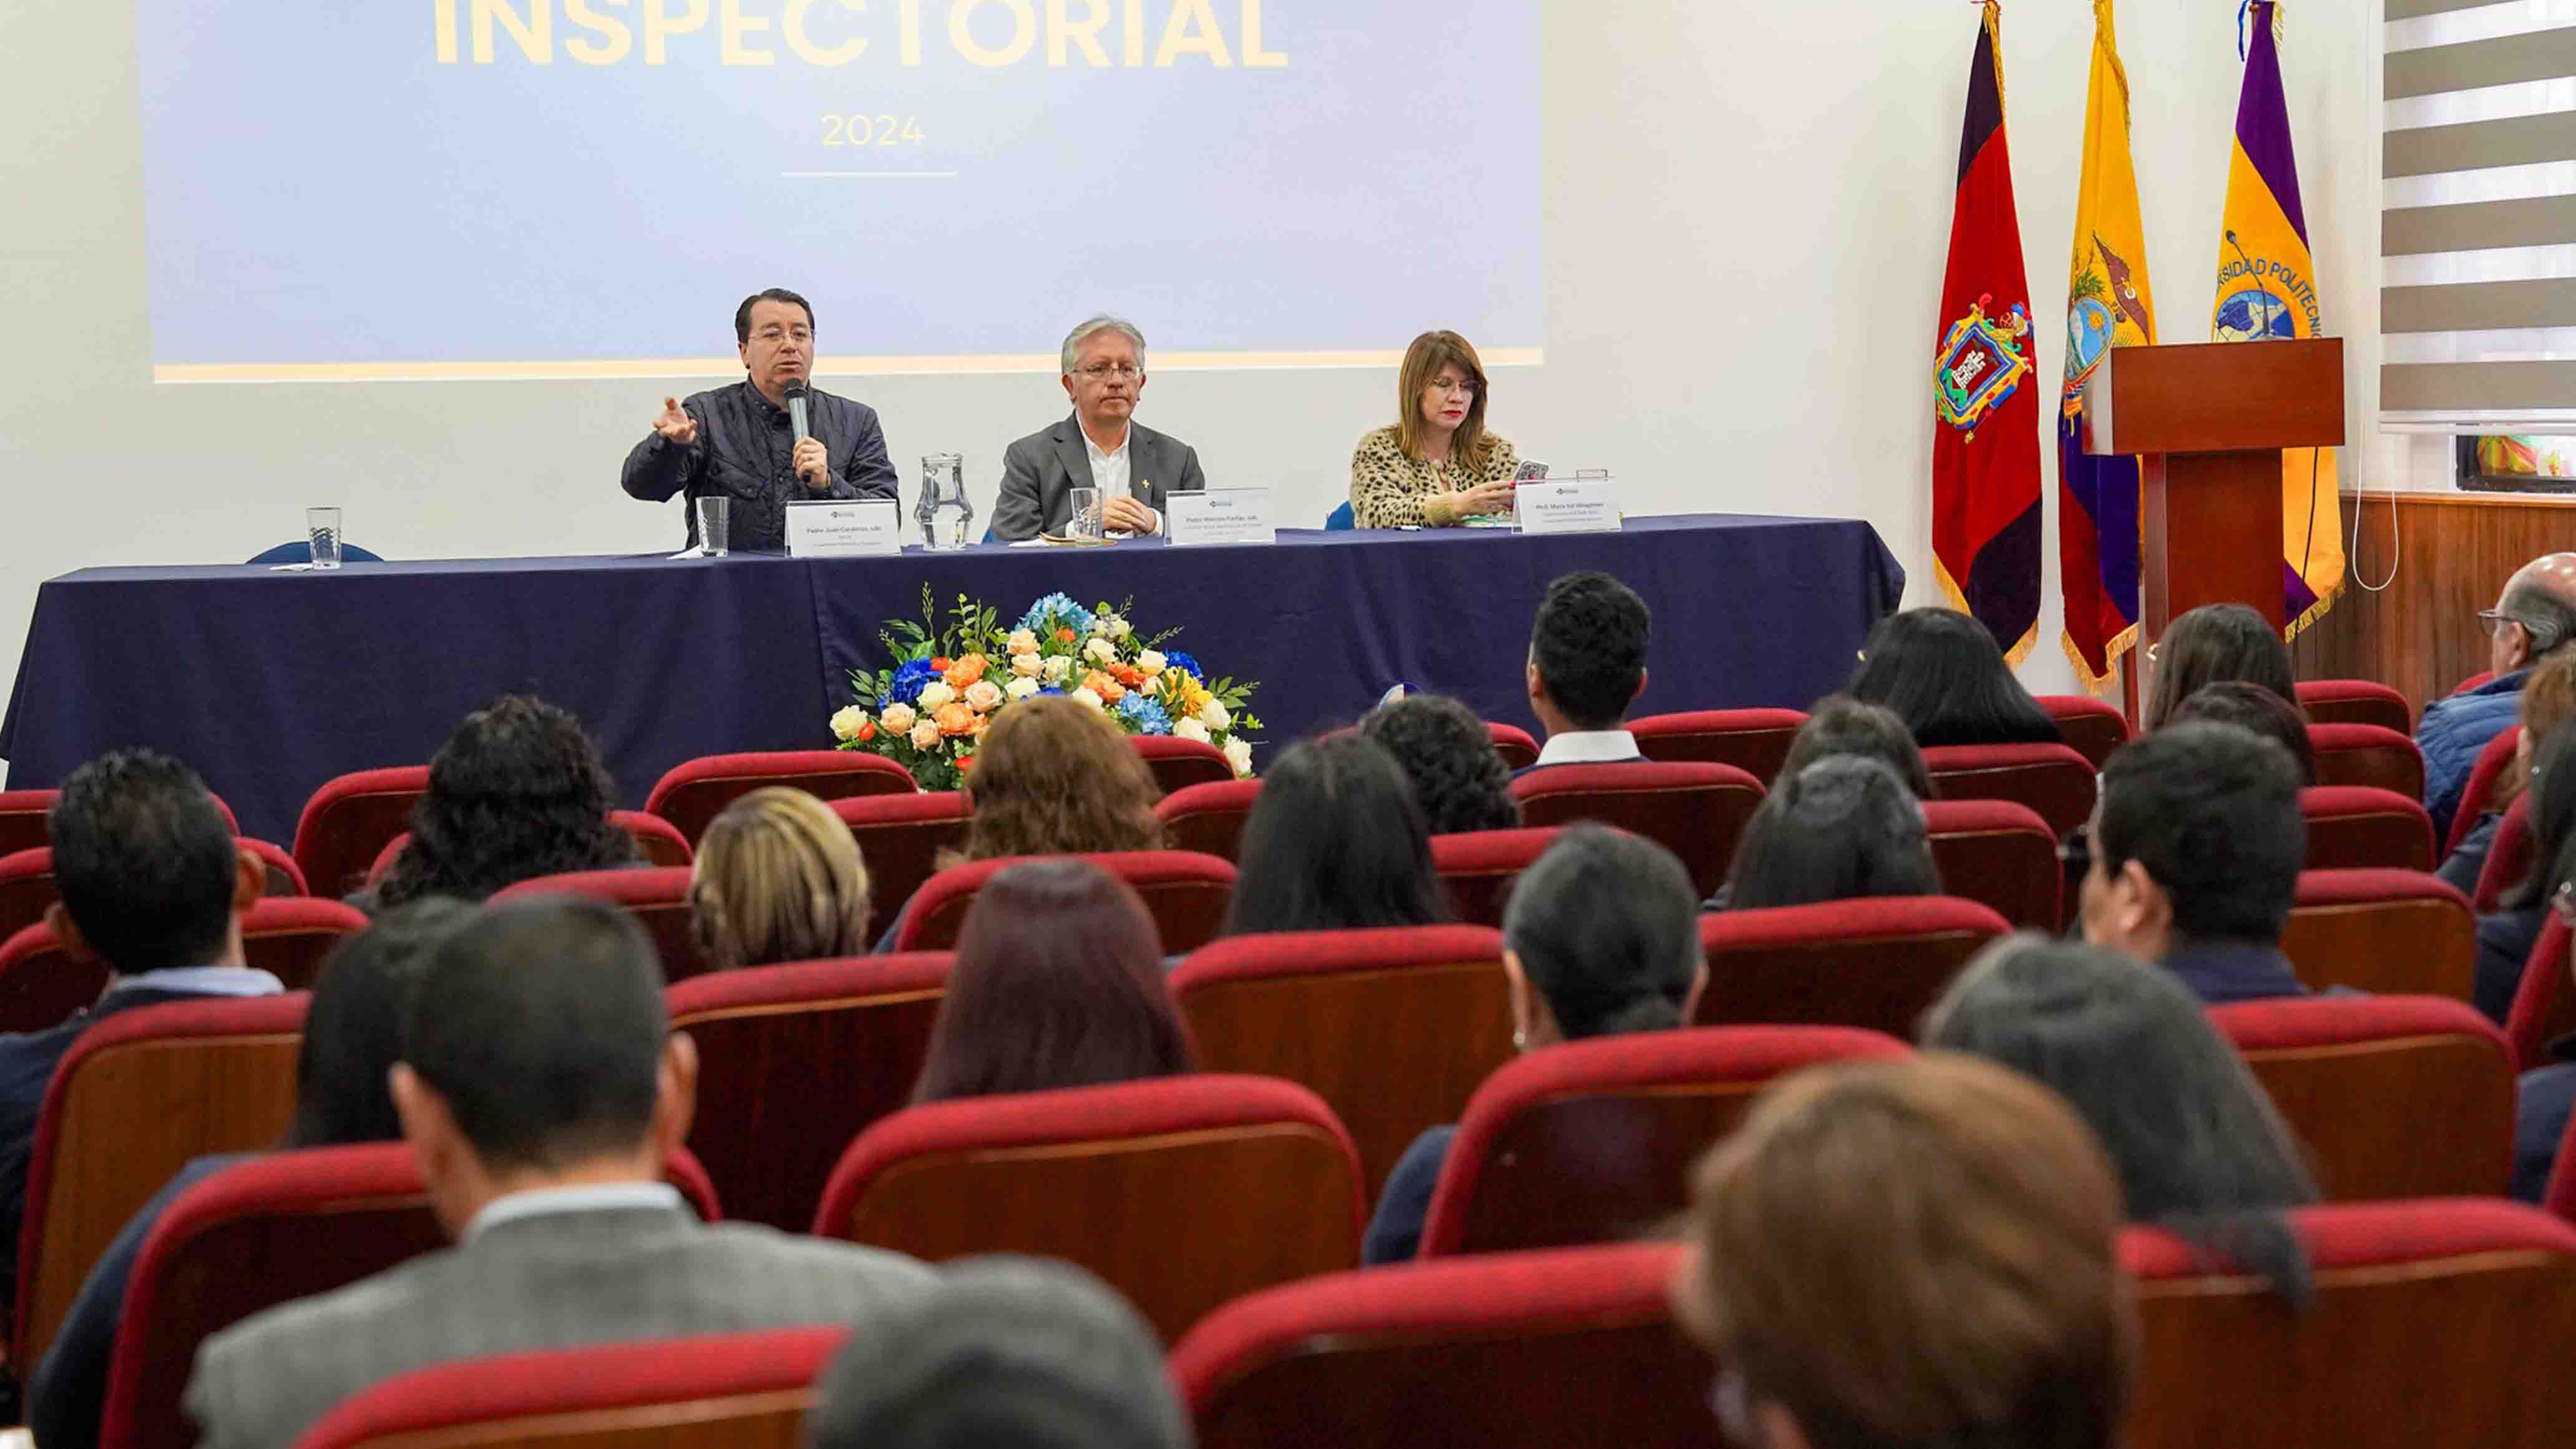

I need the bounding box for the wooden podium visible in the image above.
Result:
[2081,338,2344,635]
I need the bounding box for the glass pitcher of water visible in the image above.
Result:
[917,454,975,550]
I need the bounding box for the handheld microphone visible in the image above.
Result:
[784,383,812,443]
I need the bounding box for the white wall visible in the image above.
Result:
[0,0,2379,780]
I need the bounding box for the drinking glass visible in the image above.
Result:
[695,496,730,557]
[917,453,974,550]
[306,508,343,570]
[1068,487,1103,542]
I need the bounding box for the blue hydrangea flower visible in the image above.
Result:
[1118,693,1173,736]
[881,658,942,708]
[1037,685,1066,697]
[1017,593,1095,637]
[1160,650,1206,683]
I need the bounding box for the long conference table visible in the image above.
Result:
[0,514,1905,846]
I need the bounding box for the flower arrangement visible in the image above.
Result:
[830,587,1263,790]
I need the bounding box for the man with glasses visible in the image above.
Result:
[2419,552,2576,842]
[990,315,1204,542]
[621,287,897,551]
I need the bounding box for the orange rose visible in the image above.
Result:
[855,721,877,743]
[958,754,977,773]
[934,702,977,737]
[930,656,953,672]
[944,654,989,688]
[1056,627,1076,643]
[1082,670,1126,706]
[1111,664,1146,689]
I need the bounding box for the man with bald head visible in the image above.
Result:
[2419,552,2576,841]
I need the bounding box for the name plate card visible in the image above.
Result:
[1165,488,1276,547]
[786,499,902,557]
[1515,478,1623,534]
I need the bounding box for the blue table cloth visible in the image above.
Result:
[2,515,1901,843]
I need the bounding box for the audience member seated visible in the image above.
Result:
[2472,724,2576,1022]
[1774,695,1934,798]
[1221,735,1451,937]
[1709,756,1941,912]
[909,861,1193,1103]
[2079,723,2310,1003]
[806,1256,1188,1449]
[1922,935,2318,1304]
[2510,881,2576,1200]
[0,751,285,1328]
[2167,681,2317,784]
[369,696,639,910]
[1362,826,1704,1263]
[184,898,933,1449]
[2420,552,2576,843]
[1360,693,1522,834]
[2441,651,2576,896]
[688,788,871,972]
[1521,572,1651,770]
[1671,1055,2131,1449]
[2140,602,2298,730]
[1846,607,2061,748]
[28,900,470,1449]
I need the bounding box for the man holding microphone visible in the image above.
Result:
[620,288,897,551]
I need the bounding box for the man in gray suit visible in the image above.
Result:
[184,897,931,1449]
[991,315,1206,540]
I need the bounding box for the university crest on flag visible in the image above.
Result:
[1936,298,2034,442]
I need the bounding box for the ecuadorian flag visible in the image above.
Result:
[2212,0,2341,637]
[2059,0,2155,694]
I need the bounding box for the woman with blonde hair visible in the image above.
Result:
[1347,331,1522,528]
[690,787,872,970]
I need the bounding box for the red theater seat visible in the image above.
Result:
[666,954,950,1232]
[1486,723,1541,771]
[643,749,917,844]
[1133,735,1236,794]
[0,790,240,861]
[2505,914,2576,1071]
[491,867,708,982]
[291,767,429,900]
[814,1076,1363,1342]
[2310,723,2427,799]
[1630,708,1808,782]
[1417,1025,1910,1257]
[2302,786,2436,872]
[0,897,361,1037]
[1510,762,1764,897]
[2281,869,2476,1000]
[1428,827,1561,929]
[831,791,972,944]
[1695,897,2008,1036]
[2036,694,2132,771]
[1921,742,2097,837]
[1921,798,2060,930]
[2474,791,2535,914]
[895,851,1235,954]
[2296,679,2414,734]
[1173,1242,1722,1449]
[0,848,59,947]
[2451,726,2522,856]
[2213,995,2514,1200]
[609,810,695,867]
[1171,925,1512,1199]
[238,838,308,897]
[1155,779,1264,863]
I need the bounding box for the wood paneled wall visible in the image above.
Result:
[2291,492,2576,711]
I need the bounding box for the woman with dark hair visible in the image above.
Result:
[2142,603,2298,730]
[1776,695,1935,799]
[2168,681,2318,784]
[1222,735,1451,936]
[370,696,638,909]
[1921,934,2320,1304]
[910,861,1193,1102]
[1717,756,1942,912]
[955,695,1164,862]
[1846,608,2059,748]
[2474,723,2576,1022]
[1360,695,1521,836]
[1362,826,1705,1263]
[29,900,471,1449]
[2441,651,2576,895]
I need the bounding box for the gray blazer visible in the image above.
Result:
[990,413,1206,541]
[185,1205,931,1449]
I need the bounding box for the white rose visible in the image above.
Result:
[1083,637,1118,665]
[1173,716,1211,743]
[1005,676,1040,701]
[1223,737,1254,778]
[917,680,956,710]
[1090,616,1115,637]
[1042,655,1073,685]
[1137,650,1167,676]
[1006,628,1040,655]
[881,702,918,733]
[1012,652,1045,678]
[830,705,868,741]
[1070,686,1105,711]
[964,679,1004,712]
[1199,699,1231,731]
[1110,617,1133,640]
[909,720,942,750]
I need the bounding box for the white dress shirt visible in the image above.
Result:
[464,1181,686,1242]
[1532,728,1644,768]
[1081,422,1161,535]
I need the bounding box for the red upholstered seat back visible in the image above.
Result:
[607,811,695,867]
[2124,1201,2576,1449]
[291,767,430,900]
[2505,914,2575,1072]
[1630,708,1808,782]
[2474,791,2535,914]
[97,1143,720,1449]
[895,851,1236,954]
[2301,786,2436,872]
[0,848,59,948]
[1695,897,2009,1036]
[643,749,917,844]
[1509,762,1764,897]
[1171,926,1513,1200]
[2451,725,2523,856]
[1171,1242,1723,1449]
[2296,679,2414,734]
[1921,743,2098,837]
[1418,1026,1910,1258]
[2212,995,2514,1200]
[2310,723,2428,799]
[238,838,308,897]
[1921,798,2061,930]
[666,954,951,1232]
[2036,694,2132,771]
[1428,827,1562,929]
[0,894,359,1034]
[1154,779,1264,863]
[492,867,708,982]
[813,1076,1363,1342]
[288,1324,841,1449]
[2281,869,2476,1000]
[831,792,973,944]
[0,790,240,861]
[1133,735,1236,794]
[1486,723,1541,771]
